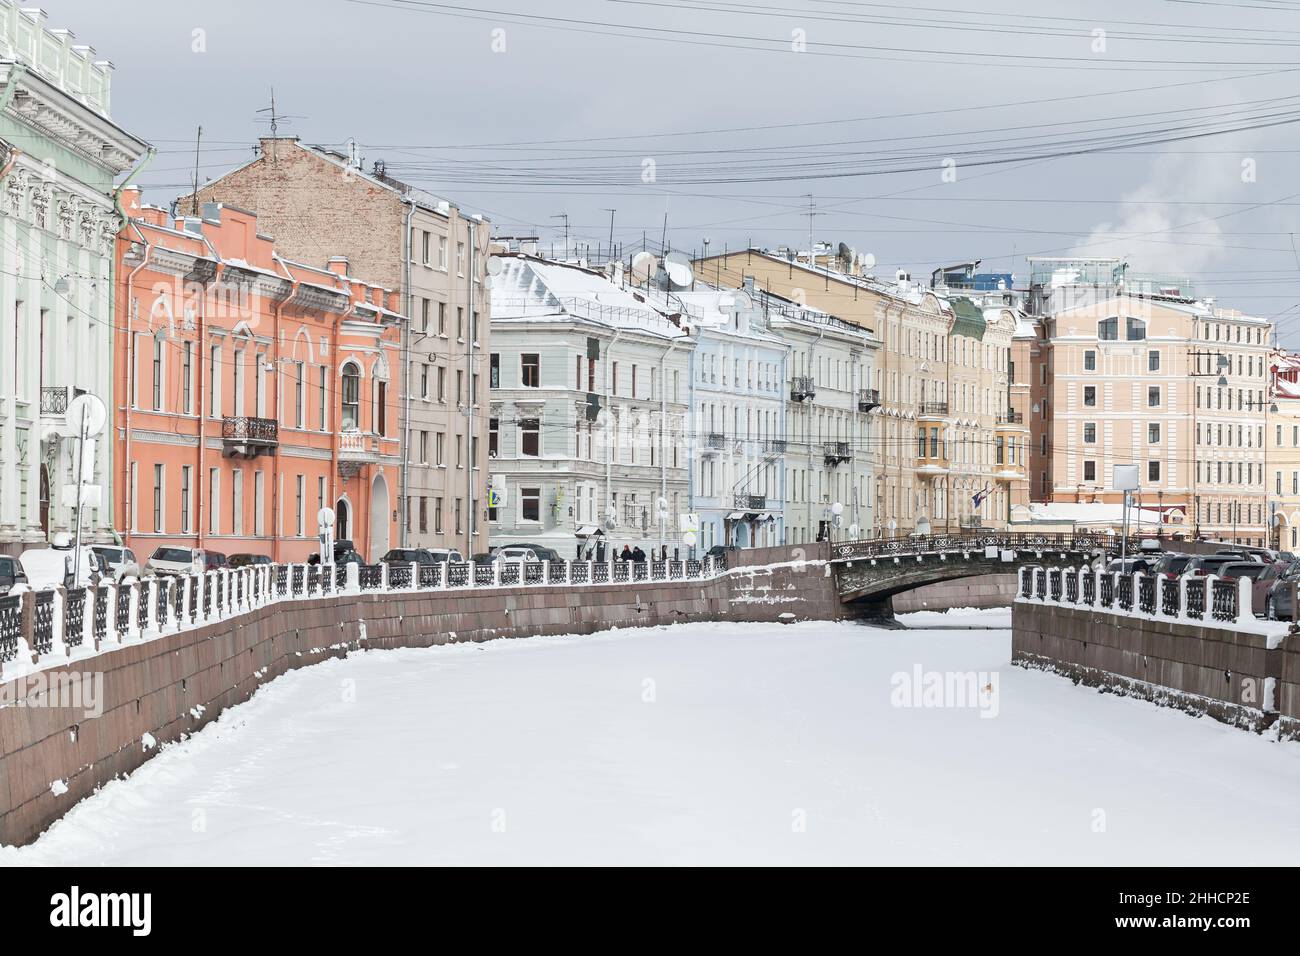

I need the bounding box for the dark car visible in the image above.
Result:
[228,553,273,568]
[1266,562,1300,620]
[1216,562,1273,616]
[381,548,450,567]
[1247,560,1292,616]
[333,540,365,565]
[0,555,27,595]
[202,551,229,570]
[1105,556,1157,575]
[1151,552,1192,578]
[1184,555,1241,577]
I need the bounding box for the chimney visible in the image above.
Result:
[326,256,349,277]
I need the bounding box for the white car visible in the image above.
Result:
[146,546,204,577]
[91,545,142,582]
[18,547,97,590]
[495,547,539,563]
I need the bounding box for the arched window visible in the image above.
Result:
[1126,317,1147,341]
[1097,317,1119,341]
[341,362,361,430]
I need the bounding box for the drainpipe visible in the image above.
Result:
[270,258,300,562]
[465,218,476,560]
[119,217,151,549]
[808,326,826,543]
[399,200,414,547]
[658,339,675,558]
[111,145,155,547]
[604,329,624,536]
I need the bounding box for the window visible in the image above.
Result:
[489,418,499,458]
[421,230,431,266]
[434,497,444,533]
[419,497,428,533]
[520,418,540,457]
[456,241,465,276]
[1083,385,1096,407]
[295,475,305,537]
[438,236,448,270]
[182,342,193,413]
[521,487,541,522]
[1097,317,1118,341]
[1127,317,1147,341]
[341,363,361,430]
[232,470,243,536]
[209,468,220,535]
[377,380,388,435]
[1148,349,1160,372]
[521,353,540,388]
[180,466,191,533]
[209,345,222,416]
[152,335,164,410]
[421,363,430,400]
[436,432,445,466]
[490,353,500,389]
[418,430,428,463]
[421,298,430,333]
[318,365,328,429]
[437,301,447,335]
[1083,350,1096,371]
[153,464,164,533]
[437,366,446,402]
[1083,460,1096,482]
[294,361,304,428]
[1147,386,1161,408]
[1148,460,1161,482]
[1083,422,1096,443]
[1148,423,1160,443]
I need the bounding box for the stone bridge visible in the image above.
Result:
[831,532,1130,621]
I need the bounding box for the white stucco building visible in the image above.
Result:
[486,253,695,559]
[0,4,149,554]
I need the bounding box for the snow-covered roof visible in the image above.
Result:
[492,257,688,339]
[1015,502,1167,527]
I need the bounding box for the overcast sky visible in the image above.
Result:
[45,0,1300,340]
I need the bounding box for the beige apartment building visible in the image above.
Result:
[1043,293,1272,544]
[1267,350,1300,552]
[188,139,490,556]
[694,248,1024,532]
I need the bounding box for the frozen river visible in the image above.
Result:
[5,609,1299,866]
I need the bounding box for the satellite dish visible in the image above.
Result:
[630,251,657,283]
[663,251,694,289]
[486,255,504,276]
[66,393,107,438]
[862,252,877,272]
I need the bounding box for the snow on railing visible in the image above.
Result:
[0,555,727,677]
[1016,565,1262,631]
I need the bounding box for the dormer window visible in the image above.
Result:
[1097,317,1119,341]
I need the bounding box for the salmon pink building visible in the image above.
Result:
[113,189,403,563]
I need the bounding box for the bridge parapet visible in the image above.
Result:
[1017,565,1268,631]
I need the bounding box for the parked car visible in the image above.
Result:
[0,554,28,595]
[1216,562,1274,616]
[1152,552,1194,580]
[492,543,560,563]
[1266,562,1300,620]
[706,544,739,560]
[495,546,539,563]
[146,546,205,577]
[228,553,273,568]
[91,545,142,582]
[422,548,463,563]
[1184,555,1242,577]
[333,540,366,565]
[202,551,229,570]
[1246,560,1293,616]
[1105,556,1157,575]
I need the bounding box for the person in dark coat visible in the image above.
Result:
[620,545,633,561]
[631,546,646,562]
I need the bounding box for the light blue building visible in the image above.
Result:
[676,288,789,552]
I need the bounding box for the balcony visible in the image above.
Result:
[764,438,787,455]
[790,376,817,403]
[338,428,380,477]
[823,441,852,466]
[996,409,1024,426]
[915,455,950,476]
[857,388,881,413]
[733,493,767,510]
[222,416,279,459]
[917,401,950,420]
[39,385,86,424]
[702,432,727,455]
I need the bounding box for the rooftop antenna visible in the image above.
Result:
[603,208,616,254]
[551,213,569,258]
[253,87,304,164]
[190,125,202,215]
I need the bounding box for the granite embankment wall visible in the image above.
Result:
[892,573,1017,613]
[0,546,847,846]
[1013,601,1300,736]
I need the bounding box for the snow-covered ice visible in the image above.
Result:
[4,613,1300,866]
